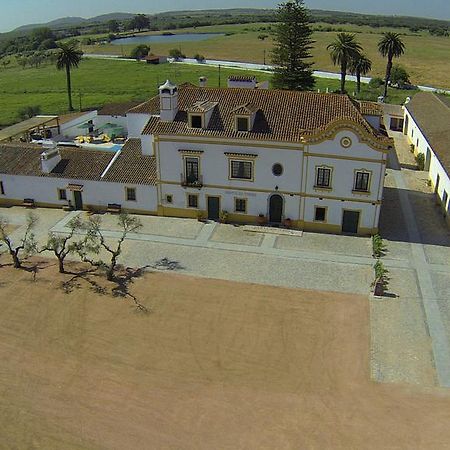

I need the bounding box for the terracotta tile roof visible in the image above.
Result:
[102,139,157,185]
[98,101,142,117]
[188,101,218,113]
[231,102,260,115]
[358,101,383,116]
[142,85,383,143]
[0,143,114,181]
[406,92,450,177]
[127,97,160,115]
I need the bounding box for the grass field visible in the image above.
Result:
[0,58,412,127]
[80,22,450,88]
[1,259,450,449]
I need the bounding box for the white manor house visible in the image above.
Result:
[0,78,393,235]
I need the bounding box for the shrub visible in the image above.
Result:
[416,153,425,171]
[373,259,389,293]
[390,64,410,87]
[372,234,386,258]
[169,48,186,60]
[410,143,415,153]
[193,53,205,62]
[368,77,384,88]
[130,44,150,60]
[18,105,41,120]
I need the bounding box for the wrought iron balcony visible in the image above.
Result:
[181,173,203,188]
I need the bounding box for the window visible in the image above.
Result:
[230,160,253,180]
[166,194,173,203]
[235,198,247,213]
[315,207,326,222]
[58,189,67,200]
[190,114,202,128]
[272,163,283,176]
[185,157,199,183]
[237,117,250,132]
[316,167,331,188]
[126,187,136,201]
[354,172,370,192]
[0,181,4,195]
[187,194,198,208]
[443,190,448,208]
[416,138,419,147]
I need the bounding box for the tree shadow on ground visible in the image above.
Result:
[59,257,185,313]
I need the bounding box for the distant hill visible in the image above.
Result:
[1,7,450,41]
[10,12,135,33]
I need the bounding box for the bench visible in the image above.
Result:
[23,198,35,208]
[107,203,121,214]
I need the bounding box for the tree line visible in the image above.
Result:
[272,0,406,99]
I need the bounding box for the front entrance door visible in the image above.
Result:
[207,196,220,221]
[73,191,83,210]
[269,194,283,223]
[342,210,360,234]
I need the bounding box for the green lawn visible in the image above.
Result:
[0,58,414,127]
[79,21,450,89]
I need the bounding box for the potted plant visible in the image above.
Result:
[219,210,228,223]
[283,217,292,228]
[257,213,267,226]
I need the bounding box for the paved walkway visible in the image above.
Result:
[387,147,450,387]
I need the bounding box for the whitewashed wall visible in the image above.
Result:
[127,113,151,138]
[0,174,157,213]
[404,110,450,211]
[158,139,304,192]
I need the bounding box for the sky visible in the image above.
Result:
[1,0,450,33]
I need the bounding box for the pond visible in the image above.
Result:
[111,33,225,46]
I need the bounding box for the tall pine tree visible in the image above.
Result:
[271,0,315,91]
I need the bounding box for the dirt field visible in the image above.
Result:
[1,259,450,449]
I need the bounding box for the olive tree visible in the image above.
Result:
[41,217,83,273]
[82,213,142,281]
[0,213,38,269]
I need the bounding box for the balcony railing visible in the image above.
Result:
[181,173,203,188]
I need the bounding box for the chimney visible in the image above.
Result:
[159,80,178,122]
[199,76,207,88]
[40,140,61,173]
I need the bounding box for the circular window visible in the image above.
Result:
[340,137,352,148]
[272,163,283,176]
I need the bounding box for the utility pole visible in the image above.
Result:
[263,49,266,66]
[218,64,221,87]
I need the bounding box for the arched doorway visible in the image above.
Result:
[269,194,283,223]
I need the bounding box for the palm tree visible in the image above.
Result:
[349,53,372,94]
[378,32,405,98]
[56,42,83,111]
[327,33,362,94]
